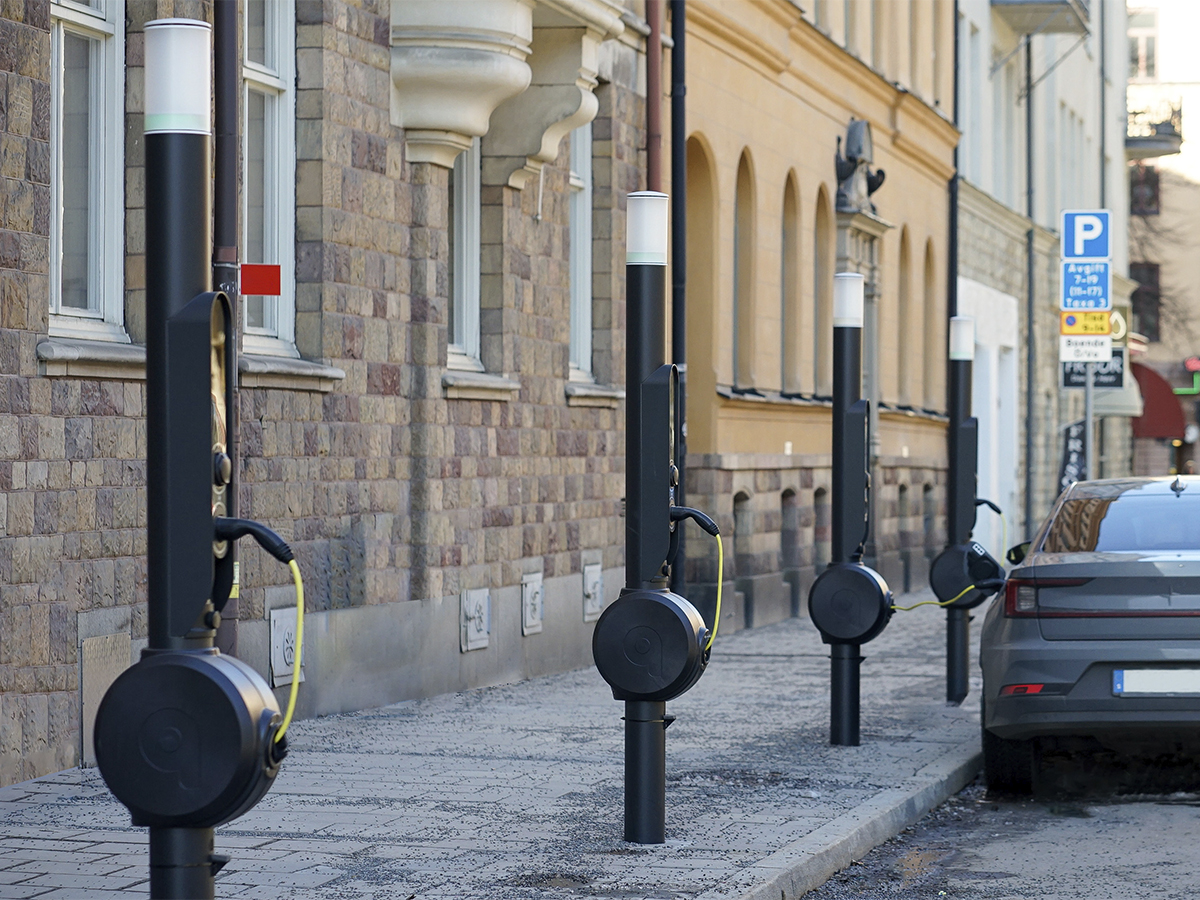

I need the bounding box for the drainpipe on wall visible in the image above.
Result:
[669,0,688,596]
[213,0,240,642]
[646,0,663,191]
[1023,38,1036,539]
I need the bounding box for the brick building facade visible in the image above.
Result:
[0,0,645,787]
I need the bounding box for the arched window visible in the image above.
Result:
[781,489,800,570]
[898,227,912,405]
[733,152,756,388]
[781,174,801,393]
[922,239,940,409]
[813,185,834,395]
[923,483,937,560]
[686,134,718,448]
[813,487,831,568]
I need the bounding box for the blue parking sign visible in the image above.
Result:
[1061,210,1111,260]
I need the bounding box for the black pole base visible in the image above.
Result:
[624,700,667,843]
[946,608,970,706]
[149,827,221,900]
[830,643,862,746]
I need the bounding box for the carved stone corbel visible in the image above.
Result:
[390,0,536,168]
[481,0,625,189]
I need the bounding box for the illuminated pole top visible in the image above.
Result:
[949,315,975,361]
[833,272,864,328]
[144,19,212,135]
[627,191,668,266]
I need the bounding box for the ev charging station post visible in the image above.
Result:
[806,273,893,747]
[90,21,302,899]
[945,316,977,705]
[592,192,721,844]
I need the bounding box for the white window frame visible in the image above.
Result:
[49,0,126,343]
[242,0,297,359]
[449,137,482,371]
[569,123,593,382]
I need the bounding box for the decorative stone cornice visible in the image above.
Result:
[481,0,624,188]
[390,0,535,168]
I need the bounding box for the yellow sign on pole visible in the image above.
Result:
[1060,311,1112,335]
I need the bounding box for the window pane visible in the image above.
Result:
[569,124,592,375]
[1129,37,1139,79]
[1145,36,1156,79]
[245,89,272,331]
[247,0,267,66]
[61,31,94,311]
[447,168,456,344]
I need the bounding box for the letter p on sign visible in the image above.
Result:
[1061,210,1110,260]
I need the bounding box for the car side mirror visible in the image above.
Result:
[1006,541,1031,565]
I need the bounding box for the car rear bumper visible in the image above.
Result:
[980,610,1200,742]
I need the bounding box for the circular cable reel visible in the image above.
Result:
[808,562,893,644]
[94,651,283,828]
[929,541,1005,609]
[592,589,710,702]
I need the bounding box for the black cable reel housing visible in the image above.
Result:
[94,651,283,827]
[808,562,893,644]
[929,541,1005,609]
[593,589,710,702]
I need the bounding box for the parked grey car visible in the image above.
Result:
[980,476,1200,792]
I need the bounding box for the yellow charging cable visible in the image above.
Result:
[705,533,724,651]
[891,582,978,612]
[274,559,305,743]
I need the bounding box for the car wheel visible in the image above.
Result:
[981,700,1034,794]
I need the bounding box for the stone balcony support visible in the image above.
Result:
[390,0,535,168]
[482,1,624,189]
[390,0,623,178]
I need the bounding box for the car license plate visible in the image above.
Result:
[1113,669,1200,696]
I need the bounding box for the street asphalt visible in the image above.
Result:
[0,589,983,899]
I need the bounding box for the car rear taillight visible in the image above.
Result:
[1004,579,1038,617]
[1000,683,1044,696]
[1003,578,1092,617]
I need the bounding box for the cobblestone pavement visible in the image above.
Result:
[0,593,982,899]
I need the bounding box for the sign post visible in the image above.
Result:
[1060,210,1113,481]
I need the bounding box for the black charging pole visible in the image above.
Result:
[593,193,718,844]
[830,273,866,746]
[945,316,977,705]
[624,193,670,843]
[142,20,220,898]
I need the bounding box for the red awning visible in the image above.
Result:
[1131,362,1186,439]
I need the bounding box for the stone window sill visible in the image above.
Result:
[37,337,147,380]
[442,369,521,401]
[239,354,346,392]
[565,380,624,408]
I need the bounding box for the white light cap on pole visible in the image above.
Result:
[832,272,864,328]
[144,19,212,135]
[949,316,975,361]
[627,191,668,266]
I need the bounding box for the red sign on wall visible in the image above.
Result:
[241,264,281,296]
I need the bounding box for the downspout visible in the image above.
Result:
[669,0,687,596]
[646,0,663,190]
[1097,0,1107,476]
[947,0,959,322]
[1023,38,1036,538]
[213,0,240,639]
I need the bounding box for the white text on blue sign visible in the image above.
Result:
[1061,261,1111,311]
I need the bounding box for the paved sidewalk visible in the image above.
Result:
[0,592,983,899]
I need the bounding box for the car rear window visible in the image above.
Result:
[1043,494,1200,552]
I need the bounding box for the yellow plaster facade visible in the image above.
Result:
[679,0,957,459]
